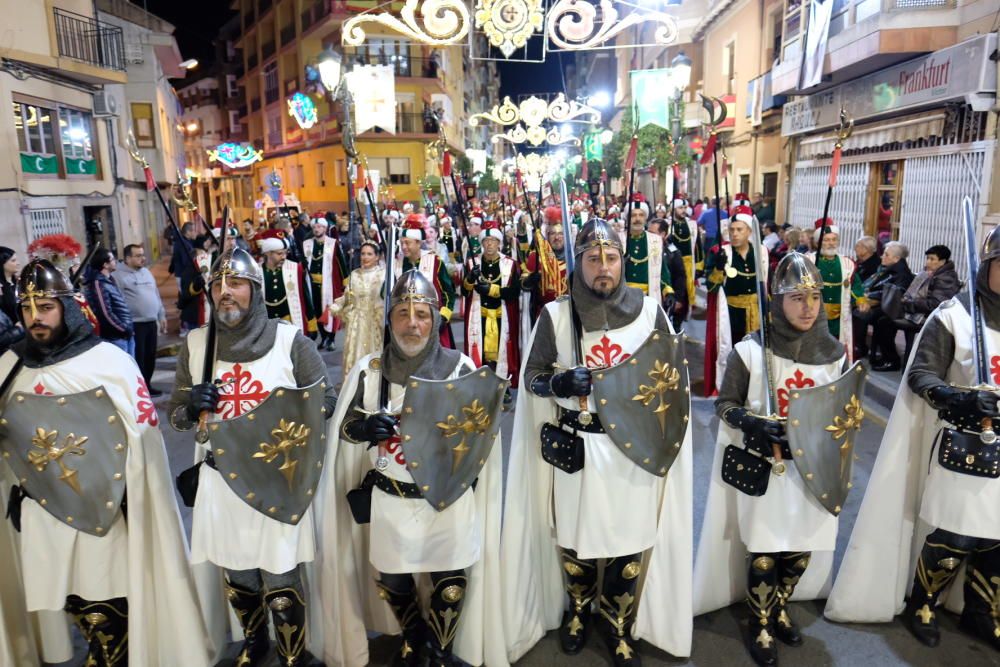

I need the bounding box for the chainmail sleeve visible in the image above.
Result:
[290,331,338,417]
[715,348,751,428]
[907,314,955,402]
[167,338,195,431]
[524,307,559,394]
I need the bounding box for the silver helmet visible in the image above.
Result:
[209,247,263,287]
[771,252,823,295]
[574,218,623,260]
[18,259,76,320]
[390,269,439,317]
[982,225,1000,264]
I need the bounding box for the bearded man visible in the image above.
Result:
[258,229,317,337]
[168,247,337,666]
[503,219,694,665]
[395,213,457,349]
[323,270,507,667]
[807,219,861,359]
[0,259,211,666]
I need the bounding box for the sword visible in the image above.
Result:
[374,214,399,470]
[195,205,230,444]
[959,196,998,444]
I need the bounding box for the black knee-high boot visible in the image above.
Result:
[377,573,426,667]
[746,553,779,667]
[904,533,969,647]
[224,578,271,666]
[959,540,1000,650]
[597,553,643,667]
[426,570,467,667]
[773,551,811,646]
[65,596,128,667]
[265,587,308,667]
[558,548,598,655]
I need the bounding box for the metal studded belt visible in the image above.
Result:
[559,408,605,433]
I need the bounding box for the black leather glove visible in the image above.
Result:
[663,293,676,315]
[186,382,220,422]
[466,265,482,284]
[928,385,1000,428]
[523,271,541,289]
[6,485,27,532]
[192,274,206,293]
[474,282,492,298]
[345,413,397,442]
[728,407,787,457]
[551,367,592,398]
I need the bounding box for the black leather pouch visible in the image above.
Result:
[937,428,1000,478]
[721,444,772,496]
[541,422,585,474]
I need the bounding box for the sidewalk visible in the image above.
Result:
[149,252,184,356]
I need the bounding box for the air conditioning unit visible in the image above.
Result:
[93,90,119,118]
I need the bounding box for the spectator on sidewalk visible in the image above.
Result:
[866,241,915,371]
[854,236,880,282]
[169,222,201,289]
[888,244,962,365]
[697,197,729,241]
[0,307,23,356]
[0,246,20,322]
[756,196,776,224]
[85,248,134,354]
[762,222,781,252]
[115,244,167,395]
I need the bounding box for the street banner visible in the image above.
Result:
[347,64,396,134]
[630,68,672,129]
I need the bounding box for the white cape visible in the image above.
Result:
[825,300,969,622]
[0,344,214,666]
[500,313,694,660]
[318,352,509,667]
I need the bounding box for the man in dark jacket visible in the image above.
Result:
[866,241,916,371]
[649,218,689,330]
[84,248,133,353]
[901,245,961,321]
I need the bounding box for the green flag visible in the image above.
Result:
[630,68,673,129]
[583,132,604,162]
[20,153,58,175]
[65,157,96,175]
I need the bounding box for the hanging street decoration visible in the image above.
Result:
[630,68,673,129]
[491,124,579,147]
[342,0,470,46]
[470,93,600,128]
[207,142,264,169]
[474,0,545,58]
[546,0,679,51]
[287,92,319,130]
[346,65,397,134]
[582,131,604,162]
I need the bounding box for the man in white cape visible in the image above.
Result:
[319,269,508,667]
[502,218,694,665]
[806,220,860,362]
[0,258,212,666]
[825,228,1000,652]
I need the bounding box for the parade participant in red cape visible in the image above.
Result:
[703,206,768,396]
[394,213,458,349]
[303,216,348,351]
[520,206,569,323]
[0,258,212,666]
[257,228,318,337]
[168,246,337,666]
[462,219,520,397]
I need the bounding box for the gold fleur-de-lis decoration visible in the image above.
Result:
[436,400,492,472]
[28,427,88,495]
[632,360,681,434]
[825,394,865,441]
[254,419,311,489]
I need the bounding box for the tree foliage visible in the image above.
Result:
[604,101,696,181]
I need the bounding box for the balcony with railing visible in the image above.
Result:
[280,24,295,46]
[261,40,276,61]
[363,112,438,135]
[258,0,273,16]
[348,54,442,80]
[247,52,259,71]
[301,0,332,33]
[53,8,126,73]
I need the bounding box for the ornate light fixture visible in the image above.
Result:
[342,0,470,46]
[470,93,600,128]
[474,0,545,58]
[287,92,318,130]
[207,142,264,169]
[546,0,678,51]
[491,124,580,147]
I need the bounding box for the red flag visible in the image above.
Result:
[143,165,156,192]
[672,162,681,181]
[829,146,843,187]
[699,132,717,165]
[624,135,638,172]
[442,151,452,177]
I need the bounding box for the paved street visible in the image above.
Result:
[49,314,999,666]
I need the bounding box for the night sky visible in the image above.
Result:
[497,51,571,99]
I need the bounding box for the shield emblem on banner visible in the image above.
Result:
[591,330,689,477]
[208,378,328,524]
[399,368,509,511]
[0,387,128,536]
[786,362,868,516]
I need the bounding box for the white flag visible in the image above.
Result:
[347,65,396,134]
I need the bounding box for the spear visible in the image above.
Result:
[816,108,854,252]
[698,95,728,251]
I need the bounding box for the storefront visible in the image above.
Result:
[782,33,997,277]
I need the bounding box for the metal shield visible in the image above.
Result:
[399,367,509,511]
[0,387,128,536]
[786,361,869,516]
[208,378,328,525]
[591,329,690,477]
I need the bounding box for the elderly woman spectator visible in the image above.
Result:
[863,241,915,371]
[854,236,880,282]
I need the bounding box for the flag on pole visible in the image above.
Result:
[144,165,156,192]
[442,151,452,177]
[829,145,843,187]
[700,131,717,165]
[624,136,638,172]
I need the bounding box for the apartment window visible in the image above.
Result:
[829,0,851,37]
[769,10,783,65]
[868,160,904,239]
[28,208,67,239]
[13,101,57,160]
[131,102,156,148]
[266,109,281,147]
[762,172,778,203]
[263,63,279,105]
[316,161,326,187]
[335,159,345,187]
[226,74,238,98]
[739,174,750,195]
[295,164,304,189]
[367,157,411,185]
[229,110,241,136]
[723,41,736,95]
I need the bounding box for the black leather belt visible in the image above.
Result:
[558,408,605,434]
[361,469,424,499]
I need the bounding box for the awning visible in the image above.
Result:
[797,110,946,160]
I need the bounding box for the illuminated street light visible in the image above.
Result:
[600,129,614,144]
[588,90,612,109]
[317,46,344,93]
[179,59,199,70]
[670,51,692,93]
